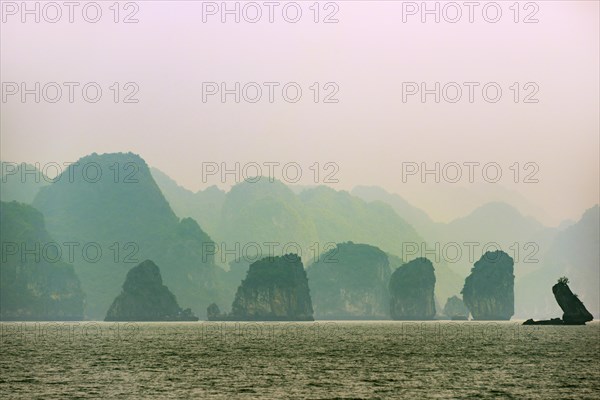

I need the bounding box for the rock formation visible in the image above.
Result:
[443,295,469,320]
[105,260,198,321]
[524,277,593,325]
[389,258,436,320]
[461,251,514,320]
[553,280,593,324]
[307,242,390,319]
[209,254,313,321]
[206,303,222,320]
[0,201,84,320]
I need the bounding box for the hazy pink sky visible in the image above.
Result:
[1,1,598,225]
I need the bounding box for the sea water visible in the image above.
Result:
[1,321,598,399]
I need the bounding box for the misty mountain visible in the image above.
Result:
[153,170,465,306]
[152,171,424,264]
[32,152,223,319]
[351,185,442,241]
[376,182,552,226]
[440,202,558,278]
[150,167,226,236]
[220,179,319,256]
[352,185,557,280]
[299,186,422,255]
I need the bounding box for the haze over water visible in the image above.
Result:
[1,321,599,399]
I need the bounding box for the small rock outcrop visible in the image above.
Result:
[524,278,594,325]
[389,258,436,320]
[307,242,390,319]
[443,295,469,320]
[462,251,514,320]
[207,303,222,320]
[553,280,594,324]
[209,254,313,321]
[523,318,564,325]
[105,260,198,321]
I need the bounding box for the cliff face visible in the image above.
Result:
[307,242,390,319]
[0,201,84,321]
[221,254,313,321]
[105,260,198,321]
[443,295,469,319]
[552,282,593,325]
[462,251,514,320]
[389,258,436,320]
[231,286,313,321]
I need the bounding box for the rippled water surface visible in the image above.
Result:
[1,321,599,399]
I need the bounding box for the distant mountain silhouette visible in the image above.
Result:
[150,167,225,236]
[445,201,546,240]
[153,171,424,262]
[153,171,465,307]
[221,179,319,255]
[351,185,441,240]
[364,182,551,225]
[299,185,421,256]
[351,187,557,280]
[440,202,556,276]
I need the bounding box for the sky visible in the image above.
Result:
[1,0,598,226]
